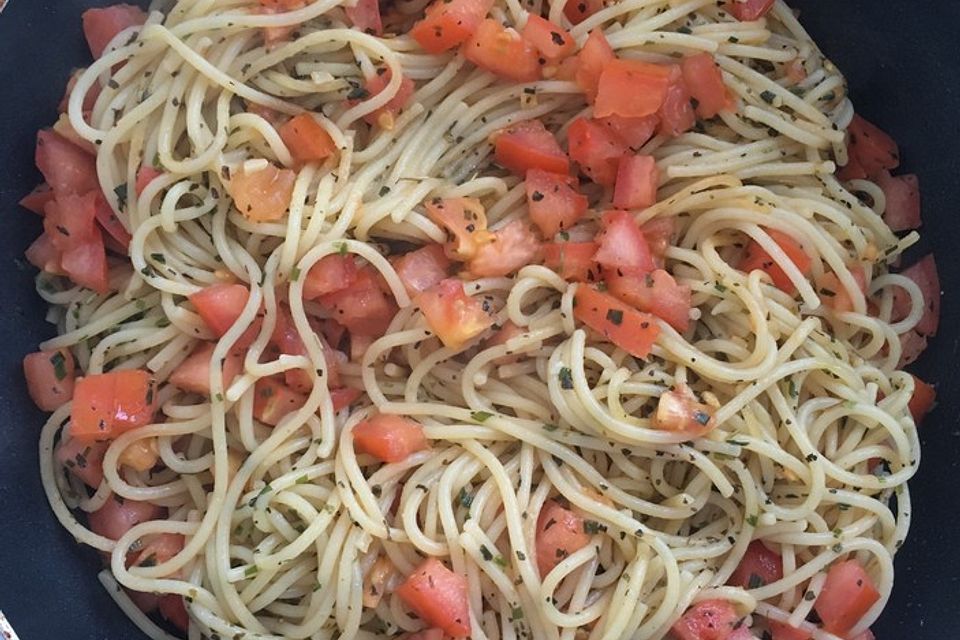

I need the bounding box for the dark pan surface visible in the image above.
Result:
[0,2,956,637]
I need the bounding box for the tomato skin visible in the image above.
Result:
[82,4,147,58]
[345,0,383,35]
[813,560,880,636]
[279,113,337,165]
[567,117,627,186]
[681,53,734,119]
[892,254,940,337]
[671,600,740,640]
[739,230,812,294]
[575,29,615,103]
[535,499,590,575]
[908,375,936,424]
[93,191,131,252]
[36,130,99,198]
[543,242,600,283]
[394,244,452,296]
[641,216,675,268]
[526,169,588,238]
[657,69,696,137]
[876,171,921,232]
[352,414,429,462]
[396,558,471,637]
[190,284,251,337]
[596,114,658,151]
[88,496,163,541]
[170,343,243,395]
[159,594,190,632]
[595,60,673,119]
[728,540,783,589]
[521,15,575,62]
[605,268,691,332]
[594,210,656,275]
[24,349,76,411]
[70,370,157,443]
[331,387,363,412]
[419,279,494,350]
[25,234,62,274]
[724,0,775,21]
[228,163,297,222]
[573,285,660,359]
[425,197,492,261]
[494,119,569,176]
[319,266,398,336]
[613,155,659,210]
[410,0,493,54]
[466,220,541,278]
[303,254,359,300]
[846,114,900,177]
[19,183,54,215]
[898,329,928,369]
[56,438,108,488]
[357,69,416,128]
[253,377,307,426]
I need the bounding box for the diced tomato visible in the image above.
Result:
[170,343,243,395]
[60,68,102,114]
[190,284,250,337]
[466,220,541,278]
[88,495,163,541]
[394,244,452,296]
[357,69,416,129]
[19,183,54,215]
[56,438,108,488]
[279,113,337,165]
[728,541,783,589]
[93,191,132,251]
[303,254,358,300]
[728,628,753,640]
[671,600,740,640]
[135,165,163,196]
[657,69,696,137]
[522,15,574,62]
[575,29,615,103]
[60,237,110,293]
[613,155,659,210]
[908,375,936,424]
[227,163,296,222]
[425,197,492,260]
[396,558,471,637]
[767,620,811,640]
[563,0,604,24]
[875,171,921,232]
[594,210,656,275]
[133,532,184,568]
[681,54,733,120]
[543,242,600,283]
[739,229,812,294]
[35,130,99,198]
[724,0,775,21]
[494,119,569,176]
[605,268,691,332]
[319,266,398,336]
[463,16,538,83]
[567,117,626,186]
[25,234,62,275]
[652,388,716,437]
[419,279,494,350]
[837,151,867,182]
[525,170,588,238]
[352,414,428,462]
[573,285,660,359]
[816,266,867,314]
[410,0,493,54]
[82,4,147,58]
[892,254,940,337]
[54,112,97,155]
[269,305,343,391]
[846,114,900,177]
[158,594,189,632]
[595,60,673,119]
[253,377,308,426]
[246,101,286,126]
[118,437,159,472]
[641,217,675,267]
[70,370,157,443]
[596,114,659,151]
[535,499,590,575]
[345,0,383,35]
[331,386,363,411]
[256,0,304,43]
[126,589,160,616]
[483,320,525,364]
[24,349,76,411]
[814,560,880,636]
[897,330,927,368]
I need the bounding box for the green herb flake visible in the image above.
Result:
[458,487,474,509]
[244,565,259,577]
[511,606,524,621]
[470,410,493,423]
[760,90,777,104]
[296,474,309,485]
[605,308,624,326]
[542,423,559,432]
[583,520,603,535]
[746,513,759,527]
[290,266,301,282]
[337,242,348,256]
[558,367,574,390]
[113,183,128,209]
[479,544,494,562]
[49,351,68,381]
[747,573,764,589]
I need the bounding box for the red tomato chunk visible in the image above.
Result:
[813,560,880,636]
[535,499,590,575]
[70,370,157,443]
[352,414,428,463]
[396,558,471,637]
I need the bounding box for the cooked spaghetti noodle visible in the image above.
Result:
[29,0,931,639]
